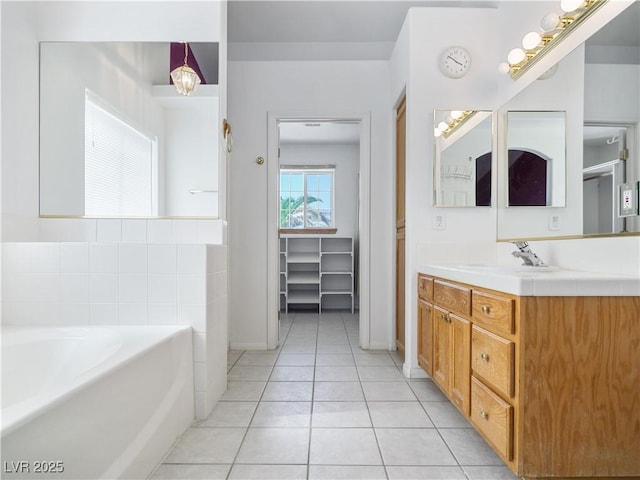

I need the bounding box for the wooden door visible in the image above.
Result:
[395,97,406,355]
[450,313,471,416]
[418,300,434,375]
[432,306,451,393]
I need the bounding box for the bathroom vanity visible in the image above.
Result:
[417,265,640,478]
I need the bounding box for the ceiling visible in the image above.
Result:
[227,0,496,61]
[228,0,639,62]
[234,0,639,144]
[280,121,361,144]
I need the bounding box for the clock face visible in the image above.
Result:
[440,47,471,79]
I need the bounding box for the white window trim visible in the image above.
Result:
[280,167,335,229]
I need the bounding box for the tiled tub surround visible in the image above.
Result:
[1,242,228,419]
[1,325,193,480]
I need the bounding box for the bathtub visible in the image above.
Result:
[1,325,194,479]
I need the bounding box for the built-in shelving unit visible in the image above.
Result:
[280,236,354,313]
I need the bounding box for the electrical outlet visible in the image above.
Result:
[548,214,561,231]
[433,214,446,231]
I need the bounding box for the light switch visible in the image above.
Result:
[433,214,446,230]
[548,214,561,231]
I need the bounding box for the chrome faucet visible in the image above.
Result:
[511,241,547,267]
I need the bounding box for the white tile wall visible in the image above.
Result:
[2,240,228,421]
[147,220,173,244]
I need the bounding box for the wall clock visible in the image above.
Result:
[440,46,471,79]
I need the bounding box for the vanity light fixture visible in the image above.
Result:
[170,42,201,96]
[500,0,607,80]
[434,110,476,138]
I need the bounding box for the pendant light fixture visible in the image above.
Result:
[170,42,201,96]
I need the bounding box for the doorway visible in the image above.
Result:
[267,113,372,349]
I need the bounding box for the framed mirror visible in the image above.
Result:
[433,110,493,207]
[39,41,220,218]
[497,1,639,240]
[506,111,566,207]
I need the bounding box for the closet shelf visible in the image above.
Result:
[280,236,354,314]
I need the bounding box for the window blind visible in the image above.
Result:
[84,94,157,216]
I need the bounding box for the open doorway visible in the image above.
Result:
[583,123,637,234]
[266,114,371,349]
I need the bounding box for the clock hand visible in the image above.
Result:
[447,55,463,66]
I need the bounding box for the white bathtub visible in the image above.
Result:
[1,325,194,479]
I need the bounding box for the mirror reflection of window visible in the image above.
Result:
[84,91,158,216]
[508,149,550,206]
[506,111,565,208]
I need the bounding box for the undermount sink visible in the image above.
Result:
[444,264,560,273]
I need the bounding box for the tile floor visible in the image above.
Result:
[150,312,520,480]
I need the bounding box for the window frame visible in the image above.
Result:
[279,166,336,233]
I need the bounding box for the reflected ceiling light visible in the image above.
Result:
[435,110,476,138]
[501,0,607,80]
[170,42,201,96]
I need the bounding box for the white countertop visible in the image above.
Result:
[419,264,640,296]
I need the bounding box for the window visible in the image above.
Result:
[280,168,334,229]
[84,91,158,216]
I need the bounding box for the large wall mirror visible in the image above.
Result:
[39,42,220,218]
[433,110,493,207]
[497,1,640,240]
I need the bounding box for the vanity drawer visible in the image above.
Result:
[434,280,471,317]
[471,326,514,399]
[471,376,513,462]
[418,274,434,302]
[472,290,514,335]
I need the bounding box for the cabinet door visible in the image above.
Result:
[450,313,471,416]
[433,305,451,393]
[418,300,434,376]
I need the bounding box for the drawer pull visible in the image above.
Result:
[479,410,489,420]
[481,305,491,314]
[439,313,450,323]
[480,352,490,362]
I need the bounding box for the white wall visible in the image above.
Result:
[390,7,501,377]
[1,1,224,242]
[279,142,359,237]
[228,60,392,350]
[163,97,220,217]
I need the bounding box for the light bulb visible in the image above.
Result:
[540,12,560,32]
[450,110,463,120]
[522,31,542,50]
[498,63,511,75]
[438,121,448,131]
[434,127,442,138]
[507,48,526,65]
[560,0,583,13]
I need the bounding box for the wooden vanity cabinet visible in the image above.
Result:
[417,273,640,479]
[417,275,434,375]
[431,279,472,416]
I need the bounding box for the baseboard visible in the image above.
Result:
[228,342,269,351]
